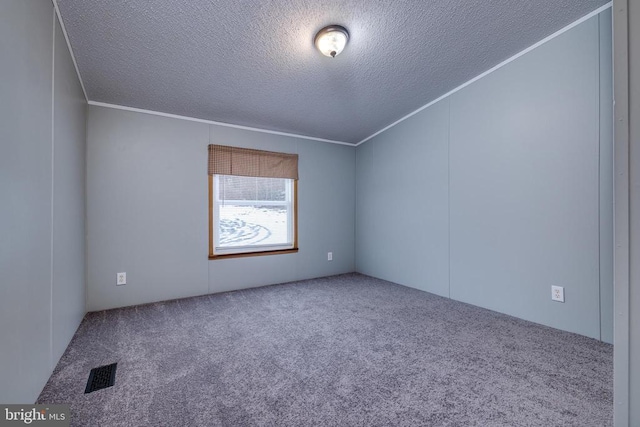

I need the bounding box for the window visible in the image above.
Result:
[208,145,298,258]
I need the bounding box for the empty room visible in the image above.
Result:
[1,0,638,426]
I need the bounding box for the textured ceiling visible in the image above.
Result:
[56,0,608,144]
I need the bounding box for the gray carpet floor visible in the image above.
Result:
[38,273,613,426]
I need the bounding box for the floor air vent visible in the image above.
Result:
[84,363,117,394]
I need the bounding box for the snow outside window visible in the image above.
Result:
[212,174,296,256]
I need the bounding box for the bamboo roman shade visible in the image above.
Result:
[208,144,298,180]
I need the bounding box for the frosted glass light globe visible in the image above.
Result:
[314,26,349,58]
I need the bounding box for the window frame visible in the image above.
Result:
[208,174,298,259]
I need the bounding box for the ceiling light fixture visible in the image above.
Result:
[314,25,349,58]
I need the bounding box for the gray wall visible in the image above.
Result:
[52,16,88,363]
[599,11,614,345]
[0,1,87,403]
[355,100,450,297]
[356,11,613,342]
[86,106,355,311]
[630,0,640,420]
[615,0,640,422]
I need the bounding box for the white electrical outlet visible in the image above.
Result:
[328,252,333,261]
[117,272,127,286]
[551,285,564,303]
